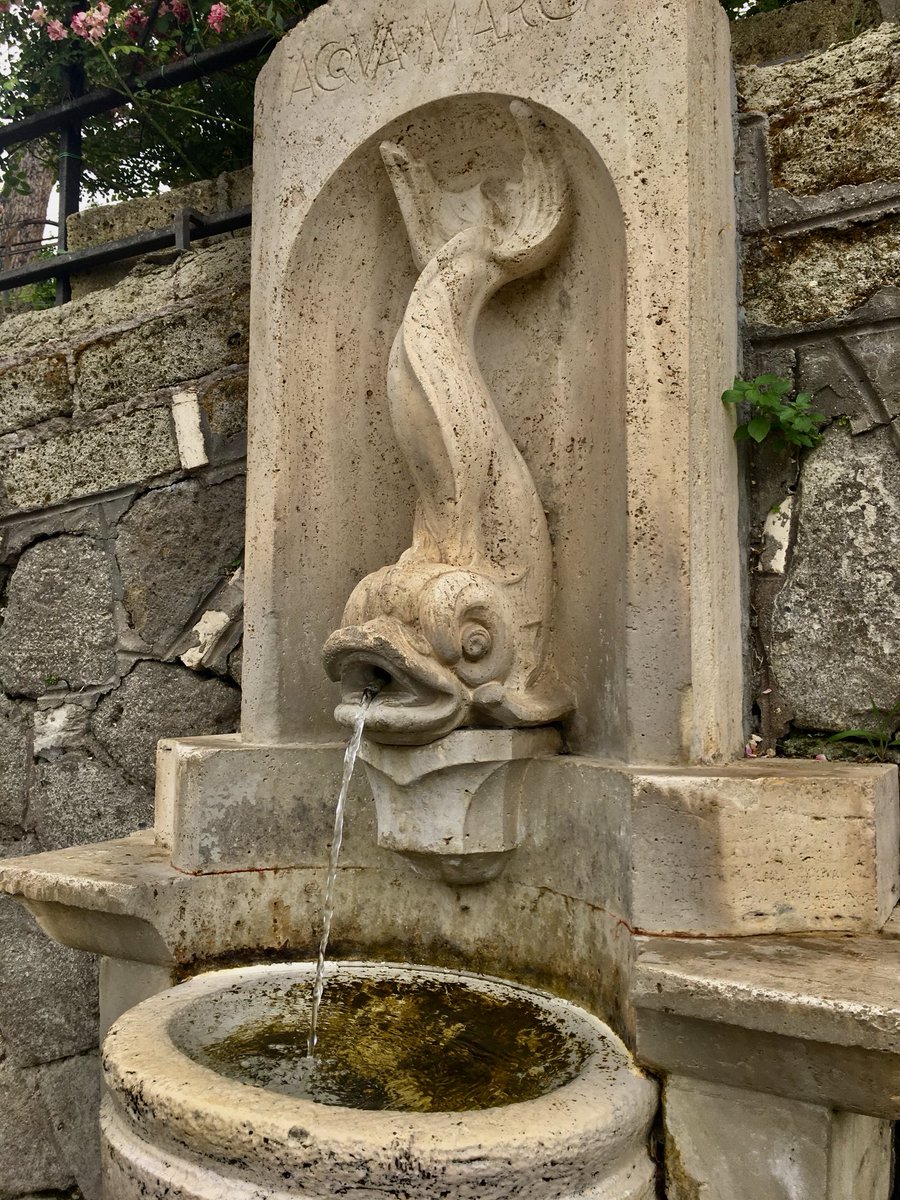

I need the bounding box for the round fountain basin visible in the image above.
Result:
[101,962,657,1200]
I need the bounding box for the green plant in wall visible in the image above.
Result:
[826,697,900,762]
[722,375,826,450]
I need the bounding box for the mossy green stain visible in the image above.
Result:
[195,975,589,1113]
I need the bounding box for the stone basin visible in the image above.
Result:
[101,962,657,1199]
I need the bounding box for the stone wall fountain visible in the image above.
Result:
[2,0,899,1196]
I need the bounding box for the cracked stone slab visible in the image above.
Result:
[0,535,118,697]
[29,756,152,852]
[771,422,900,730]
[90,660,240,788]
[115,476,245,651]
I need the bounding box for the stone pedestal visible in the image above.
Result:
[664,1078,892,1200]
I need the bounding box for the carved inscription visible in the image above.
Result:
[290,0,588,100]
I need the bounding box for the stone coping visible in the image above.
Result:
[633,933,900,1052]
[632,931,900,1118]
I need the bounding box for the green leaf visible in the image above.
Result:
[747,417,771,443]
[733,424,751,441]
[721,389,743,405]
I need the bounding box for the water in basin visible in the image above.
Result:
[186,967,593,1113]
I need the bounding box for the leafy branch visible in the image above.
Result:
[722,375,826,451]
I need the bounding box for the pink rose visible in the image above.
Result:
[122,3,145,38]
[47,16,67,37]
[30,4,47,24]
[170,0,188,16]
[206,1,226,32]
[70,8,89,35]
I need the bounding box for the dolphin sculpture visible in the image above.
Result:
[323,101,574,745]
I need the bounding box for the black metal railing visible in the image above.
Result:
[0,20,292,303]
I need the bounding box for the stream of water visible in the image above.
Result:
[307,690,375,1058]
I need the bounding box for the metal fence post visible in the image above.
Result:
[56,63,84,305]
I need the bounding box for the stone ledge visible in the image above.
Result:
[154,737,899,935]
[632,932,900,1118]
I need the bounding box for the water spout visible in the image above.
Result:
[307,687,378,1057]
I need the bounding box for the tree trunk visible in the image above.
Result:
[0,146,56,272]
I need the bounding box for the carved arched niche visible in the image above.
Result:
[244,94,627,756]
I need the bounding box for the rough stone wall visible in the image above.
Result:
[0,192,249,1199]
[737,16,900,758]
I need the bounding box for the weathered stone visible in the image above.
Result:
[91,661,240,788]
[0,695,31,836]
[795,328,900,433]
[171,236,251,302]
[29,756,152,852]
[731,0,882,66]
[630,760,899,934]
[735,115,768,234]
[176,568,244,674]
[33,700,93,760]
[737,22,899,111]
[0,498,112,561]
[0,1060,72,1196]
[0,238,248,359]
[226,641,242,685]
[116,477,245,650]
[0,536,117,697]
[744,217,900,328]
[634,934,900,1120]
[75,295,250,412]
[771,423,900,730]
[198,370,247,443]
[0,896,97,1065]
[0,354,72,435]
[0,264,177,355]
[768,86,900,195]
[37,1052,102,1200]
[67,168,252,251]
[0,406,181,516]
[663,1077,892,1199]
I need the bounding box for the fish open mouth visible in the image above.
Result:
[322,619,469,745]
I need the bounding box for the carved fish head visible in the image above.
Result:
[322,563,571,745]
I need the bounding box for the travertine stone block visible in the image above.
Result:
[633,934,900,1118]
[664,1077,892,1200]
[630,760,900,934]
[154,739,899,934]
[155,736,371,873]
[245,0,740,765]
[99,958,176,1041]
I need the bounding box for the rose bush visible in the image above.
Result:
[0,0,316,199]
